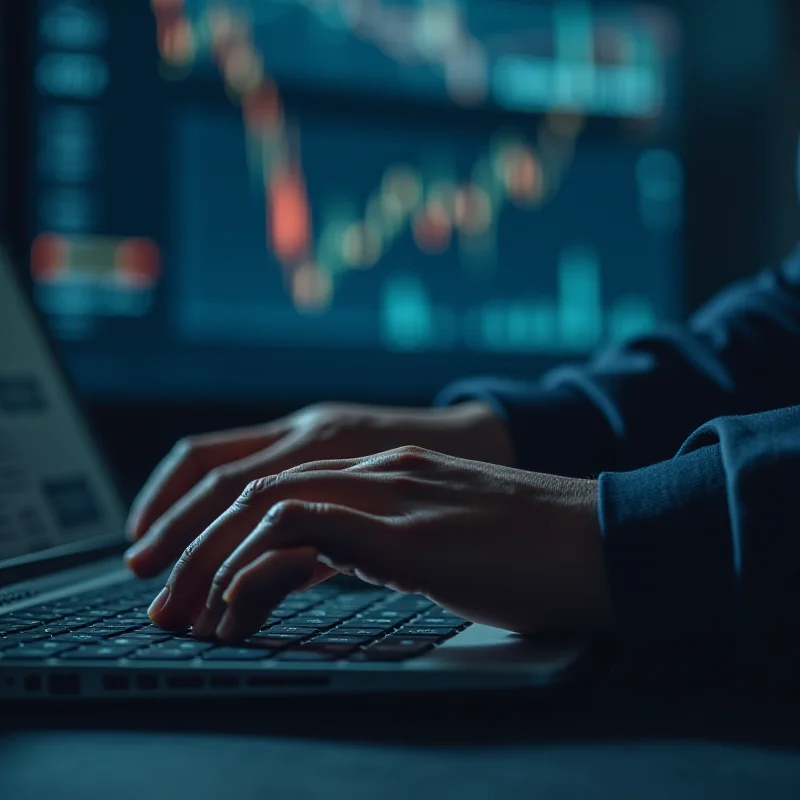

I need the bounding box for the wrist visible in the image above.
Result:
[434,402,516,467]
[572,479,616,632]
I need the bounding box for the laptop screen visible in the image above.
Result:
[0,251,126,572]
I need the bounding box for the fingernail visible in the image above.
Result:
[192,606,217,639]
[124,539,148,564]
[215,608,238,641]
[147,586,170,619]
[124,517,139,542]
[316,553,336,569]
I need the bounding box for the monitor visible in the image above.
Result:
[23,0,683,403]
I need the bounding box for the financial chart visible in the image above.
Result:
[27,0,683,400]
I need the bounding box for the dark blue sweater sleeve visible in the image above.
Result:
[435,246,800,477]
[600,406,800,662]
[435,247,800,659]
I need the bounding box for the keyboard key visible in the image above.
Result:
[0,632,49,647]
[28,625,73,636]
[1,645,75,660]
[38,639,78,652]
[287,618,340,630]
[19,604,64,615]
[91,602,139,614]
[395,627,455,639]
[155,640,213,654]
[356,610,411,619]
[86,621,142,629]
[275,650,339,662]
[53,633,104,645]
[0,622,38,635]
[245,636,295,650]
[58,616,101,626]
[116,632,172,644]
[103,637,148,648]
[45,606,84,616]
[310,635,374,646]
[350,617,403,627]
[381,596,434,608]
[59,645,138,660]
[128,648,195,661]
[137,625,188,636]
[315,602,367,612]
[287,610,348,620]
[264,626,319,637]
[73,627,132,637]
[202,647,270,661]
[335,625,393,636]
[56,593,103,605]
[300,641,361,656]
[415,616,467,626]
[7,611,62,623]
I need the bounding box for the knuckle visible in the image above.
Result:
[205,466,235,492]
[240,476,268,499]
[265,498,307,526]
[205,468,256,505]
[304,416,345,447]
[296,402,357,441]
[237,472,290,502]
[173,436,199,464]
[284,459,323,475]
[294,402,335,426]
[231,477,268,511]
[390,444,431,469]
[211,560,237,592]
[174,535,205,573]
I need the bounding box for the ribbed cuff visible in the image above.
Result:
[434,377,615,477]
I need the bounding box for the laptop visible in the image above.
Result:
[0,249,592,699]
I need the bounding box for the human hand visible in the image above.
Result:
[141,446,615,641]
[125,402,513,578]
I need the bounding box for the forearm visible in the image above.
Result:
[438,246,800,477]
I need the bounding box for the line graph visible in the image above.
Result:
[151,0,675,313]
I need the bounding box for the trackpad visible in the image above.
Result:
[407,623,590,677]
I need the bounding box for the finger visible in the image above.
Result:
[215,548,321,642]
[195,546,335,639]
[125,451,262,580]
[126,422,286,541]
[124,430,326,578]
[194,502,368,637]
[147,472,394,629]
[345,445,440,474]
[222,501,408,606]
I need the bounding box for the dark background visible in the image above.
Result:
[2,0,800,495]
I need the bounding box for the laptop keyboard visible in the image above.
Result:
[0,580,471,664]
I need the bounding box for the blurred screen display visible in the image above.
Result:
[0,0,8,244]
[26,0,683,401]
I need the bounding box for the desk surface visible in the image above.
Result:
[2,692,800,799]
